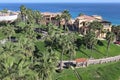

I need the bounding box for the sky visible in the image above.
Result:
[0,0,120,3]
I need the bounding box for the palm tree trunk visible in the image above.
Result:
[107,40,110,57]
[91,45,93,53]
[85,44,87,50]
[90,45,93,58]
[68,52,73,68]
[60,50,64,70]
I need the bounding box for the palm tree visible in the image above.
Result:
[55,14,62,27]
[0,40,37,80]
[89,21,103,38]
[61,10,71,30]
[26,8,34,24]
[23,24,37,41]
[33,10,42,24]
[78,13,84,16]
[20,5,27,22]
[67,33,77,61]
[112,25,120,41]
[106,32,115,56]
[2,25,15,41]
[18,36,35,57]
[83,31,97,57]
[1,8,8,13]
[33,48,58,80]
[0,53,37,80]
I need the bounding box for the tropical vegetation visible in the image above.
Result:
[0,5,120,80]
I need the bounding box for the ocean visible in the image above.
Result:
[0,3,120,25]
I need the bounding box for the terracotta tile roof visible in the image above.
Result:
[41,12,61,17]
[75,58,87,62]
[76,15,96,22]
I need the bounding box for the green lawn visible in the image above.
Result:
[55,61,120,80]
[35,40,120,60]
[75,40,120,59]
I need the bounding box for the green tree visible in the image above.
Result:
[34,48,58,80]
[23,24,37,41]
[1,8,8,13]
[33,10,42,24]
[89,21,103,38]
[112,25,120,41]
[2,25,15,41]
[20,5,27,22]
[0,41,37,80]
[55,14,62,27]
[26,8,34,24]
[78,13,84,16]
[106,32,115,56]
[83,31,97,57]
[61,10,71,30]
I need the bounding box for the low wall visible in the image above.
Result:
[59,55,120,68]
[84,55,120,67]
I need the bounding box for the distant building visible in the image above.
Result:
[0,10,19,22]
[41,12,62,25]
[100,21,112,38]
[74,14,112,38]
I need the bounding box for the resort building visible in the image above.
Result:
[74,15,112,38]
[100,21,112,38]
[0,10,19,22]
[41,12,62,25]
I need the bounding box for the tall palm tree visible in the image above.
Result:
[1,8,8,13]
[20,5,27,22]
[55,14,62,27]
[33,48,58,80]
[2,25,15,41]
[106,32,115,56]
[61,10,71,30]
[58,34,70,70]
[112,25,120,41]
[67,33,77,61]
[26,8,34,24]
[83,31,97,57]
[33,10,42,24]
[0,40,37,80]
[89,21,103,38]
[18,36,35,57]
[23,24,37,41]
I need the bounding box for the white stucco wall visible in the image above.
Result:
[0,15,18,22]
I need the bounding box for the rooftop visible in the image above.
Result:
[75,58,87,62]
[41,12,61,17]
[77,15,96,21]
[0,11,18,16]
[76,15,103,22]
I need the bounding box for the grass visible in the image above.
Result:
[55,61,120,80]
[75,40,120,59]
[35,40,120,60]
